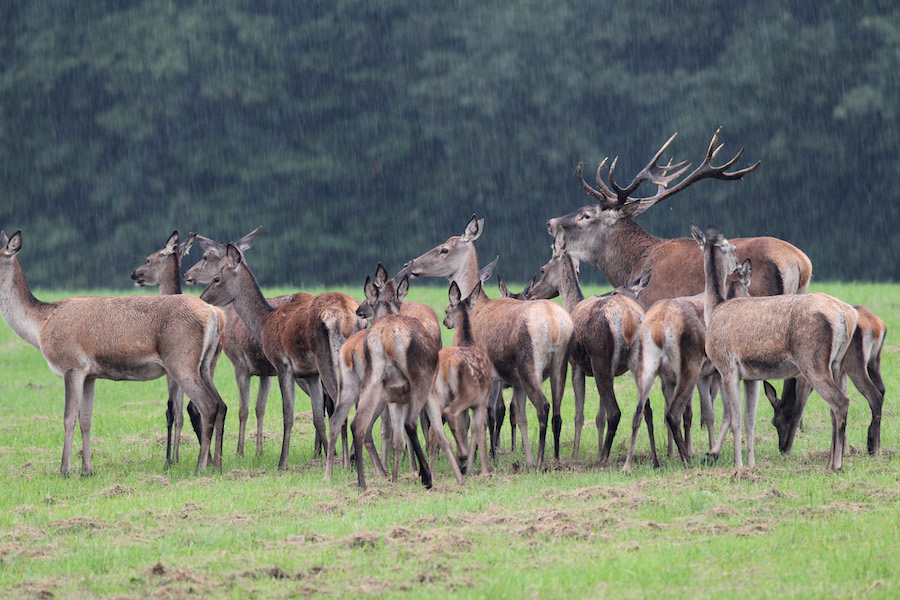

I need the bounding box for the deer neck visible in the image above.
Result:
[0,258,52,350]
[558,257,585,312]
[451,249,484,300]
[598,220,659,288]
[159,254,182,295]
[452,308,477,347]
[229,264,275,344]
[703,247,729,327]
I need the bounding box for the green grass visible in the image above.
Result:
[1,282,898,598]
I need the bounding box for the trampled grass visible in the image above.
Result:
[0,282,898,598]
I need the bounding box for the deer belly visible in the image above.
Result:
[91,355,167,381]
[736,357,798,381]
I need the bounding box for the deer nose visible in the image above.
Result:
[130,271,139,281]
[547,219,556,235]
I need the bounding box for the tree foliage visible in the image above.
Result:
[1,0,897,288]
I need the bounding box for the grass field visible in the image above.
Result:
[1,282,898,599]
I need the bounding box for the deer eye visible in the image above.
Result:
[440,247,449,254]
[213,276,220,283]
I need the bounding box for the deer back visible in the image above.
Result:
[706,293,858,381]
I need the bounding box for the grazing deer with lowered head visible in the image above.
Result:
[0,230,227,475]
[698,225,857,470]
[525,238,650,464]
[764,304,887,456]
[623,244,752,473]
[199,243,363,470]
[350,274,460,490]
[407,215,574,470]
[547,127,811,308]
[430,281,493,476]
[184,228,335,457]
[131,231,213,465]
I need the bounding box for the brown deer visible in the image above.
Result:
[183,229,332,457]
[430,281,493,476]
[325,268,428,480]
[0,230,227,475]
[199,243,363,470]
[525,239,649,464]
[547,128,811,308]
[407,216,574,470]
[764,304,887,456]
[623,246,752,473]
[698,225,857,470]
[131,231,209,465]
[349,275,458,490]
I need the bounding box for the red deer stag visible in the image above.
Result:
[764,304,886,456]
[199,244,362,470]
[184,229,338,457]
[623,242,752,472]
[131,231,211,465]
[698,225,857,470]
[525,239,650,464]
[547,127,811,308]
[408,216,574,470]
[0,230,227,475]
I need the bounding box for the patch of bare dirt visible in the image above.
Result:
[225,469,267,480]
[50,517,107,532]
[345,531,383,549]
[146,475,171,487]
[98,484,135,497]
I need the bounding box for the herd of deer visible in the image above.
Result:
[0,129,887,489]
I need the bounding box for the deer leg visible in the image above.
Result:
[509,386,533,469]
[661,378,676,459]
[520,378,550,472]
[683,399,694,457]
[325,378,358,481]
[708,372,742,468]
[276,371,296,471]
[351,384,387,490]
[255,375,272,455]
[571,366,586,460]
[235,370,251,456]
[472,404,492,475]
[550,355,567,463]
[696,375,716,452]
[303,377,327,459]
[388,404,409,482]
[624,377,652,474]
[60,371,86,477]
[667,373,698,468]
[507,388,516,453]
[846,357,884,457]
[78,378,96,475]
[486,381,502,460]
[164,375,183,464]
[804,369,851,471]
[425,396,466,486]
[742,380,759,467]
[594,374,620,467]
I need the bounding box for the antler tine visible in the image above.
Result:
[608,132,684,203]
[620,128,760,218]
[575,161,616,205]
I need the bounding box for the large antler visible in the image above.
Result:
[576,128,760,216]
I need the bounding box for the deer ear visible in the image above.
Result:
[179,233,197,257]
[4,230,22,254]
[763,381,780,409]
[497,274,510,298]
[462,214,484,242]
[479,255,499,283]
[523,275,536,298]
[194,234,221,255]
[467,281,483,307]
[161,231,180,256]
[225,243,243,268]
[690,223,705,248]
[448,281,461,306]
[738,258,752,283]
[236,227,261,251]
[374,263,389,287]
[635,268,652,290]
[395,275,409,302]
[0,230,8,250]
[363,276,377,304]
